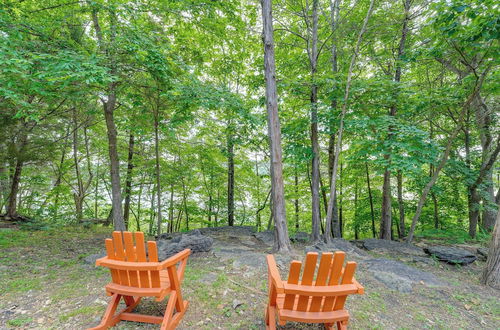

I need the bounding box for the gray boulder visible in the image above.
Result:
[424,246,477,265]
[305,239,367,257]
[253,230,274,246]
[362,258,445,293]
[362,238,426,257]
[157,229,213,261]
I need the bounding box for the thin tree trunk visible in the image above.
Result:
[261,0,292,252]
[154,106,163,235]
[380,0,413,240]
[354,179,359,239]
[432,192,439,229]
[227,128,235,226]
[397,171,405,237]
[325,0,376,242]
[295,166,299,231]
[6,160,23,218]
[92,6,125,231]
[309,0,322,243]
[328,0,341,242]
[182,177,189,231]
[123,133,135,229]
[366,163,376,238]
[168,182,174,233]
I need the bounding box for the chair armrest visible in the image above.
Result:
[353,278,364,294]
[159,249,191,270]
[266,255,284,294]
[95,256,107,266]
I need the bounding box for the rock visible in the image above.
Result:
[362,238,426,257]
[199,226,256,236]
[424,246,477,265]
[305,239,367,257]
[477,248,488,261]
[83,252,106,265]
[252,230,274,246]
[362,258,445,293]
[232,299,244,309]
[291,232,310,243]
[157,230,213,260]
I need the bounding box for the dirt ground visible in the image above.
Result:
[0,226,499,329]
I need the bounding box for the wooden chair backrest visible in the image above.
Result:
[283,251,358,313]
[104,231,161,289]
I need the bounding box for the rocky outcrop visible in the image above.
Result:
[362,258,445,293]
[361,238,426,257]
[252,230,274,246]
[424,246,477,265]
[157,229,213,261]
[305,239,367,257]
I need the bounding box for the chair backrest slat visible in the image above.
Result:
[112,231,129,286]
[296,253,318,311]
[123,232,139,287]
[105,238,121,284]
[147,241,161,288]
[134,232,151,288]
[322,251,345,312]
[332,262,357,311]
[283,261,302,310]
[309,252,333,312]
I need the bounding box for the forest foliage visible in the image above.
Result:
[0,0,498,243]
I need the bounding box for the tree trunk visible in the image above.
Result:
[123,133,135,229]
[227,129,235,226]
[92,5,124,231]
[397,171,405,238]
[308,0,321,242]
[432,192,439,229]
[481,207,500,289]
[182,177,189,231]
[154,106,162,235]
[325,0,376,242]
[6,159,23,218]
[380,0,412,241]
[327,0,341,240]
[72,108,85,222]
[261,0,292,252]
[295,167,299,230]
[168,182,174,233]
[354,179,359,239]
[366,163,376,238]
[474,94,496,231]
[380,172,392,239]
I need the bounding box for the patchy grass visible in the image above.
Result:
[7,316,32,327]
[0,225,499,329]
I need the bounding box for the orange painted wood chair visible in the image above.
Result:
[89,231,190,330]
[265,251,364,330]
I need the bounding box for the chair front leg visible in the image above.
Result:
[87,293,121,330]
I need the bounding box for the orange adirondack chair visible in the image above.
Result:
[89,231,190,330]
[265,251,364,330]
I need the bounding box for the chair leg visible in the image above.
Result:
[325,323,334,330]
[337,320,348,330]
[161,291,189,330]
[266,306,276,330]
[88,294,122,330]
